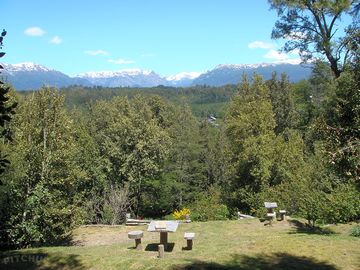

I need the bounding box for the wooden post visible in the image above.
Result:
[135,238,142,250]
[158,244,164,258]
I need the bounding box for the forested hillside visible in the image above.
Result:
[20,84,238,118]
[1,60,359,248]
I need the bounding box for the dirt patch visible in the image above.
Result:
[71,225,159,247]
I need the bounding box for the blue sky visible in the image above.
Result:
[0,0,345,76]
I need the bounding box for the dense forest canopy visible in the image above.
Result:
[1,59,359,247]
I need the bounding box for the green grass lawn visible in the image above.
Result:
[1,218,359,270]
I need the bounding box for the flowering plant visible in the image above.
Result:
[172,208,190,220]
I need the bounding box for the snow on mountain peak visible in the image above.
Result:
[214,63,275,70]
[76,68,153,78]
[166,71,202,81]
[213,61,301,71]
[3,62,53,72]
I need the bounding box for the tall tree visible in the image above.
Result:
[267,73,299,134]
[321,63,360,183]
[166,102,205,206]
[90,95,170,216]
[225,75,277,210]
[3,88,84,247]
[269,0,359,77]
[0,29,17,178]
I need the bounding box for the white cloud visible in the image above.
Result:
[248,41,275,50]
[50,36,62,44]
[24,27,45,37]
[280,58,302,64]
[107,58,135,64]
[284,31,306,40]
[263,49,301,64]
[264,49,289,61]
[84,50,109,56]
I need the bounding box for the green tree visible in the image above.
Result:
[0,29,17,178]
[69,108,107,224]
[2,88,84,247]
[90,95,171,217]
[166,102,205,207]
[321,64,360,183]
[225,75,277,210]
[267,73,299,134]
[269,0,359,77]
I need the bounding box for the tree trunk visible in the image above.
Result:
[326,51,342,78]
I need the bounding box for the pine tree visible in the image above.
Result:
[0,29,17,178]
[225,75,277,210]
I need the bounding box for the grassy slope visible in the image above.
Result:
[1,219,359,270]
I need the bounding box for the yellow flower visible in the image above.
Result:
[172,208,190,220]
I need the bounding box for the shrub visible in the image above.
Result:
[325,184,360,224]
[101,186,131,225]
[139,175,179,218]
[350,225,360,237]
[188,188,229,222]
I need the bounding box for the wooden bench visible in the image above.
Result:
[125,213,151,225]
[184,232,195,250]
[128,230,143,250]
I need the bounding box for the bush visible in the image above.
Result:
[102,186,131,225]
[139,175,179,218]
[350,225,360,237]
[325,184,360,224]
[188,188,229,222]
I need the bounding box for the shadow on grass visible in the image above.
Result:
[0,231,80,251]
[288,220,336,235]
[171,253,338,270]
[0,250,85,270]
[145,243,175,252]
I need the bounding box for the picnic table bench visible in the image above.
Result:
[184,232,195,250]
[128,230,143,250]
[264,202,287,224]
[264,202,277,225]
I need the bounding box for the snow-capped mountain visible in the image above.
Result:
[76,69,165,87]
[165,72,203,87]
[2,62,91,90]
[192,62,311,86]
[1,62,312,90]
[5,62,54,73]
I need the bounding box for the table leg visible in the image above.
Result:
[160,231,168,247]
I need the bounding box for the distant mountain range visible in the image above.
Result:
[2,62,312,91]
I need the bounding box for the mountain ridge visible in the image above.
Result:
[1,62,312,90]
